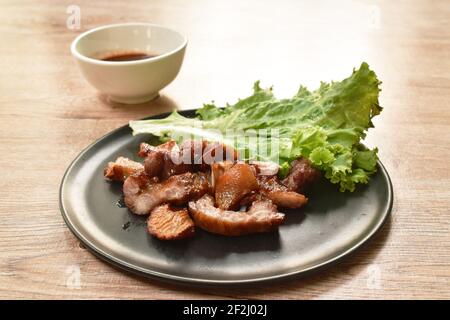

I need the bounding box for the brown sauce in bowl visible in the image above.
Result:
[100,52,158,62]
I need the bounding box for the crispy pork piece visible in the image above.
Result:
[250,161,280,176]
[147,204,195,240]
[144,151,165,177]
[265,191,307,209]
[281,158,320,192]
[104,157,144,182]
[196,140,239,164]
[257,175,308,209]
[162,172,211,205]
[173,139,239,174]
[215,163,259,210]
[123,171,210,215]
[179,139,210,171]
[189,195,285,236]
[210,161,235,187]
[257,175,286,192]
[179,139,239,163]
[162,161,193,180]
[138,140,178,158]
[139,141,191,179]
[123,173,159,215]
[139,140,239,179]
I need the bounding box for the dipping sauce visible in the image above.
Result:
[101,52,157,62]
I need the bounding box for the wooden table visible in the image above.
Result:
[1,0,449,299]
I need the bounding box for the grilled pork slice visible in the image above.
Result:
[123,171,210,215]
[210,161,234,188]
[147,204,195,240]
[266,191,307,209]
[138,140,178,157]
[250,161,280,176]
[139,141,191,180]
[139,140,239,180]
[258,175,308,209]
[189,195,285,236]
[282,158,320,192]
[215,163,259,210]
[147,151,191,180]
[181,140,238,165]
[104,157,144,182]
[143,151,165,178]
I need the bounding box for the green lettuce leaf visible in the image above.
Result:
[129,62,382,192]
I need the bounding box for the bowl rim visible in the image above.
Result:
[70,22,188,66]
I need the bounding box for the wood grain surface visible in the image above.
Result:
[0,0,449,299]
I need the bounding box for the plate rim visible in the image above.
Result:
[59,109,393,285]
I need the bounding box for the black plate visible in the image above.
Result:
[59,109,393,285]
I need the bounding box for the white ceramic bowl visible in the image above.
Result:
[71,23,187,104]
